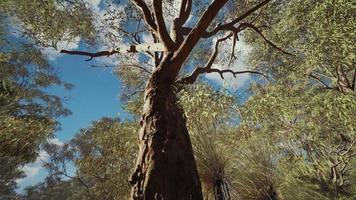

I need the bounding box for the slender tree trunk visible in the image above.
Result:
[130,63,203,200]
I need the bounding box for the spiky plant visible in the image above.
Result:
[193,131,232,200]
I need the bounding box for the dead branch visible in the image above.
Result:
[309,74,332,89]
[178,68,268,84]
[60,50,119,61]
[60,43,166,61]
[176,34,230,84]
[177,34,267,84]
[208,68,268,80]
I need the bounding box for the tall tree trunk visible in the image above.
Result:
[130,64,203,200]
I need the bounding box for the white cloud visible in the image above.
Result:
[36,150,50,162]
[172,0,182,12]
[48,138,64,147]
[22,166,41,178]
[16,165,41,184]
[42,0,103,61]
[41,36,81,61]
[141,33,153,43]
[87,0,102,11]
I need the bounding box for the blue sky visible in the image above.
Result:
[17,43,253,191]
[17,47,129,190]
[49,52,127,142]
[15,0,254,190]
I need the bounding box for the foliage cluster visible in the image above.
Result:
[1,0,355,200]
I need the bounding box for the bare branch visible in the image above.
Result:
[60,49,119,61]
[207,35,232,68]
[241,22,293,55]
[309,74,332,89]
[176,34,230,84]
[178,68,268,84]
[212,69,268,80]
[177,34,267,84]
[352,69,356,90]
[224,25,247,66]
[60,43,166,61]
[132,0,157,31]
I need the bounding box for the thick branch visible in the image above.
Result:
[60,50,119,61]
[153,0,175,50]
[60,43,166,61]
[132,0,157,31]
[178,0,192,26]
[173,0,229,68]
[180,0,272,39]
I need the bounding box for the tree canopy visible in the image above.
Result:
[1,0,355,200]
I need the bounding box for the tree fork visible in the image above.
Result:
[58,1,278,199]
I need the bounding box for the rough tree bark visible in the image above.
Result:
[129,60,203,199]
[60,1,279,199]
[128,1,230,199]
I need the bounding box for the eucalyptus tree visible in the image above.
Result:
[29,84,239,200]
[2,0,287,199]
[239,0,355,199]
[39,118,138,200]
[0,16,71,198]
[21,177,78,200]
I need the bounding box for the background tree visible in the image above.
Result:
[237,0,355,199]
[4,1,354,200]
[2,0,283,199]
[26,83,238,199]
[20,177,78,200]
[34,118,138,200]
[0,14,72,198]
